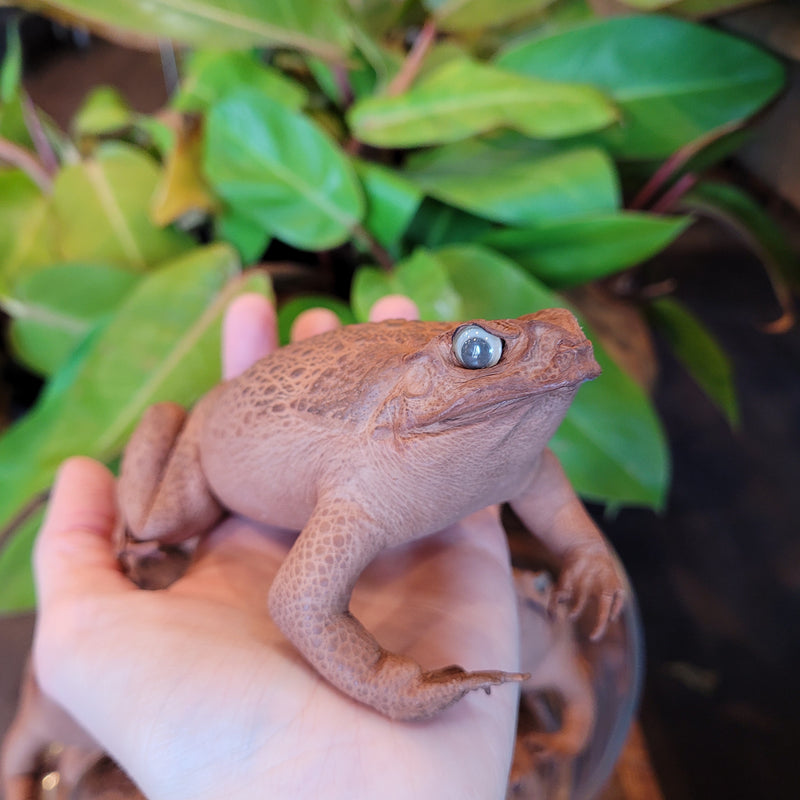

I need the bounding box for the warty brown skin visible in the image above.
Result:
[116,308,626,720]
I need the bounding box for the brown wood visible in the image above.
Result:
[598,722,664,800]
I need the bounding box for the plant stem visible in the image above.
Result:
[630,121,743,211]
[353,224,394,270]
[0,137,53,192]
[0,490,50,555]
[21,91,58,175]
[650,173,698,214]
[386,18,437,97]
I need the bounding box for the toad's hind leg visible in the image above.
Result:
[268,500,527,721]
[116,392,224,587]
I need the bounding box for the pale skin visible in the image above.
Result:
[3,295,522,800]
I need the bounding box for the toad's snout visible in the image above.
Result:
[554,339,602,383]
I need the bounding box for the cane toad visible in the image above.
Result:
[116,308,625,720]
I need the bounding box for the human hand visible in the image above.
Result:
[23,295,521,800]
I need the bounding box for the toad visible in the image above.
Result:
[116,308,625,720]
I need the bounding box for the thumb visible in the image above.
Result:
[34,457,132,610]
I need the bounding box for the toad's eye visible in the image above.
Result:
[452,324,503,369]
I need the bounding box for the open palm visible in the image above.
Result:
[25,295,521,800]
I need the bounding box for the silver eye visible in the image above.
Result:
[452,324,503,369]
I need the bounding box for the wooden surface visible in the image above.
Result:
[599,723,664,800]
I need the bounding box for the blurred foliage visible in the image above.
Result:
[0,0,795,611]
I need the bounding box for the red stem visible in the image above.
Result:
[386,19,437,97]
[650,173,698,214]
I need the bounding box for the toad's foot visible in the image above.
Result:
[379,663,529,721]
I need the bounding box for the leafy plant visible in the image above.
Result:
[0,0,793,612]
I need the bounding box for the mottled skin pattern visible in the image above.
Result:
[114,308,625,721]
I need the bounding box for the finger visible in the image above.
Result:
[34,458,131,609]
[369,294,419,322]
[589,592,617,641]
[290,308,340,342]
[222,293,278,379]
[568,584,589,620]
[610,588,626,623]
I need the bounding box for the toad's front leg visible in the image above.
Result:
[116,393,224,587]
[268,500,526,721]
[511,450,626,640]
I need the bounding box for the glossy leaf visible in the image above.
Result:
[0,511,42,613]
[173,49,308,113]
[4,262,139,377]
[215,209,271,265]
[680,181,800,330]
[52,143,194,270]
[405,199,493,250]
[485,213,691,287]
[354,243,668,506]
[205,90,365,250]
[344,0,407,37]
[72,86,133,137]
[405,140,619,226]
[1,16,22,103]
[497,15,784,158]
[647,297,739,427]
[14,0,350,59]
[348,58,617,148]
[351,249,464,323]
[354,159,422,248]
[151,116,217,226]
[0,171,57,288]
[0,21,29,148]
[424,0,555,31]
[277,295,355,345]
[0,246,272,613]
[671,0,765,16]
[616,0,679,7]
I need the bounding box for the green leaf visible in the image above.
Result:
[3,263,139,377]
[51,142,194,270]
[0,171,57,288]
[354,159,422,249]
[205,89,365,251]
[680,181,799,328]
[215,208,271,265]
[1,16,22,103]
[348,57,617,148]
[0,245,273,613]
[616,0,679,7]
[424,0,556,31]
[405,199,494,250]
[173,49,309,113]
[405,139,619,226]
[485,212,691,287]
[17,0,351,59]
[351,249,464,322]
[277,295,355,345]
[497,15,784,159]
[72,86,133,137]
[0,510,42,614]
[671,0,763,16]
[647,297,739,427]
